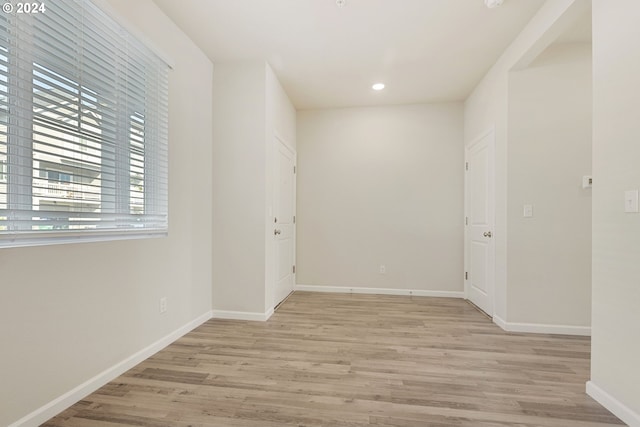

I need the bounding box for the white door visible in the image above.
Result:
[465,130,495,316]
[273,138,296,307]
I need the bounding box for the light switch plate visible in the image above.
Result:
[523,204,533,218]
[624,190,639,213]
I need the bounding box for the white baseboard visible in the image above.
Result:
[493,315,591,336]
[295,286,589,336]
[295,284,465,299]
[8,310,213,427]
[493,315,508,330]
[212,307,274,322]
[587,381,640,427]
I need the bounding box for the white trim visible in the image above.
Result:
[0,230,166,249]
[295,284,465,299]
[271,134,297,309]
[587,381,640,427]
[8,310,213,427]
[464,126,496,318]
[296,287,589,336]
[212,308,274,322]
[465,126,496,149]
[493,315,508,330]
[493,316,591,336]
[274,130,296,155]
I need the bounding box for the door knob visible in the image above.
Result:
[483,231,492,238]
[274,229,282,236]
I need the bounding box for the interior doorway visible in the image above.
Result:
[273,137,296,307]
[465,129,495,317]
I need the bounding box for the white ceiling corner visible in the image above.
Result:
[153,0,545,110]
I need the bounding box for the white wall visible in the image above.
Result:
[212,61,296,316]
[464,0,588,323]
[0,1,214,425]
[266,65,296,147]
[589,1,640,424]
[296,103,464,294]
[507,42,592,327]
[212,61,267,315]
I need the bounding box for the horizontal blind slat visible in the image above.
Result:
[0,0,169,241]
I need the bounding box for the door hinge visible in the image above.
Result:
[465,216,468,226]
[465,162,469,171]
[293,166,296,174]
[274,217,278,223]
[465,271,468,280]
[293,215,296,224]
[293,265,296,274]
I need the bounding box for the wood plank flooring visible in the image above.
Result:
[43,292,624,427]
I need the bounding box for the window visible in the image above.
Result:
[0,1,169,247]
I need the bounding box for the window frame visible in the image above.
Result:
[0,0,170,248]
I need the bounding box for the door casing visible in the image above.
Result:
[464,128,496,317]
[273,135,296,308]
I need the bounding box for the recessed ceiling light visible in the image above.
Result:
[484,0,504,8]
[372,83,385,91]
[336,0,347,7]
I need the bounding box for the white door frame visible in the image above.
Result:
[272,134,296,308]
[464,127,496,317]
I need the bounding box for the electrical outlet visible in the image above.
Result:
[379,264,386,274]
[159,297,167,314]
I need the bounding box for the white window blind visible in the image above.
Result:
[0,0,169,247]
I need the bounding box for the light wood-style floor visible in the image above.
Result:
[44,292,624,427]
